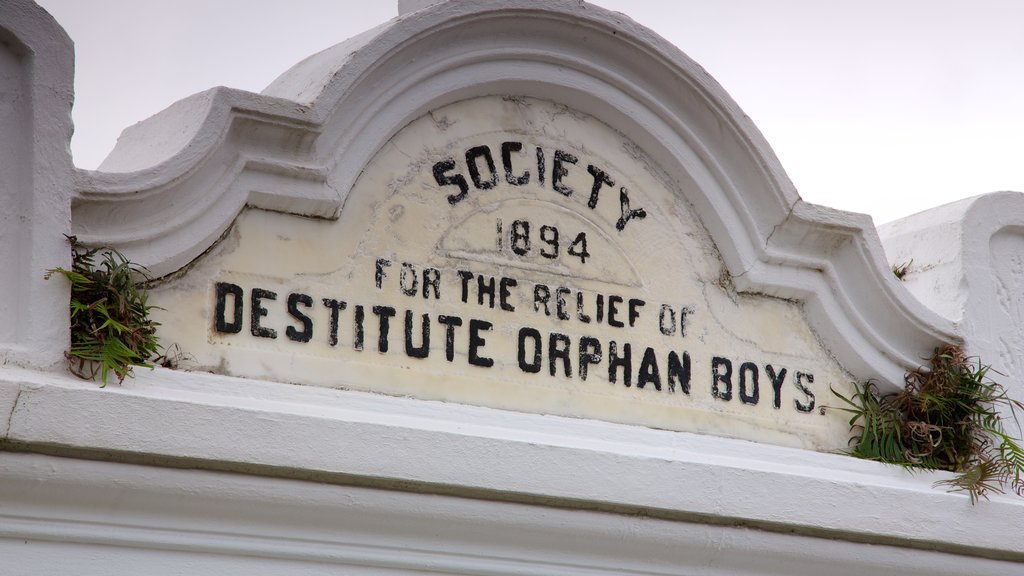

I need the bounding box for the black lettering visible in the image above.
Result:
[536,147,546,185]
[576,291,591,323]
[375,258,391,289]
[679,307,692,338]
[499,277,517,312]
[628,298,644,327]
[637,347,661,391]
[466,145,498,190]
[322,298,347,347]
[578,337,602,381]
[423,268,441,300]
[586,164,614,209]
[404,310,430,359]
[400,263,418,296]
[214,282,243,334]
[250,288,277,339]
[765,365,787,409]
[552,150,578,196]
[533,284,551,315]
[607,295,624,328]
[739,362,759,405]
[437,315,462,362]
[711,356,732,401]
[468,319,494,367]
[501,141,529,185]
[595,294,604,324]
[794,372,816,413]
[458,270,473,303]
[615,186,647,231]
[433,159,469,205]
[549,332,572,377]
[517,327,542,373]
[477,274,496,308]
[658,304,675,336]
[556,287,571,320]
[608,341,632,387]
[353,305,364,350]
[667,351,691,394]
[372,305,396,353]
[285,292,313,343]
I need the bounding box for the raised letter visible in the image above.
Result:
[517,327,542,373]
[549,332,572,377]
[738,362,759,405]
[468,319,494,367]
[400,263,418,297]
[607,295,624,328]
[578,337,602,381]
[501,141,529,185]
[637,347,661,390]
[372,306,396,353]
[711,356,732,401]
[285,293,313,343]
[499,277,517,312]
[437,315,463,362]
[586,164,613,209]
[433,159,469,205]
[794,372,816,413]
[765,365,787,409]
[667,351,691,394]
[466,145,498,190]
[608,341,632,386]
[404,310,430,359]
[214,282,243,334]
[250,288,277,339]
[375,258,391,289]
[552,150,578,196]
[322,298,347,346]
[616,186,647,231]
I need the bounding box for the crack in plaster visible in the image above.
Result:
[2,386,23,440]
[733,197,799,283]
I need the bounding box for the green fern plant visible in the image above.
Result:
[45,237,160,385]
[832,346,1024,503]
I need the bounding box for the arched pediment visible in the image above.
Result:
[72,0,956,404]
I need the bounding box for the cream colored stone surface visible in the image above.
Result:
[151,96,854,450]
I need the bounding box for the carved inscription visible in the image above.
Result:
[212,259,816,414]
[155,95,855,450]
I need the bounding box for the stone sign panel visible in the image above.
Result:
[151,96,852,449]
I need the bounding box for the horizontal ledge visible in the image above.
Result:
[2,366,1022,562]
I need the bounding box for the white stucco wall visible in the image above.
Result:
[1,1,1022,573]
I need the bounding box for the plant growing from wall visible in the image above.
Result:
[832,346,1024,503]
[45,237,160,386]
[891,259,913,281]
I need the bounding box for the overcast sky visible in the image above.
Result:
[35,0,1024,225]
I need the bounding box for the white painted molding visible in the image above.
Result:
[0,0,74,369]
[70,0,956,388]
[2,366,1023,563]
[880,191,1024,400]
[2,450,1021,575]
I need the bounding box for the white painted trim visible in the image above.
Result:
[3,451,1019,575]
[3,366,1022,562]
[0,0,74,369]
[880,191,1024,399]
[68,0,955,389]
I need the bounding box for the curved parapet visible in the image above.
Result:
[71,0,956,391]
[880,191,1024,398]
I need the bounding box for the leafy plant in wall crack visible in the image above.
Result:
[45,236,160,385]
[891,259,913,281]
[832,346,1024,503]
